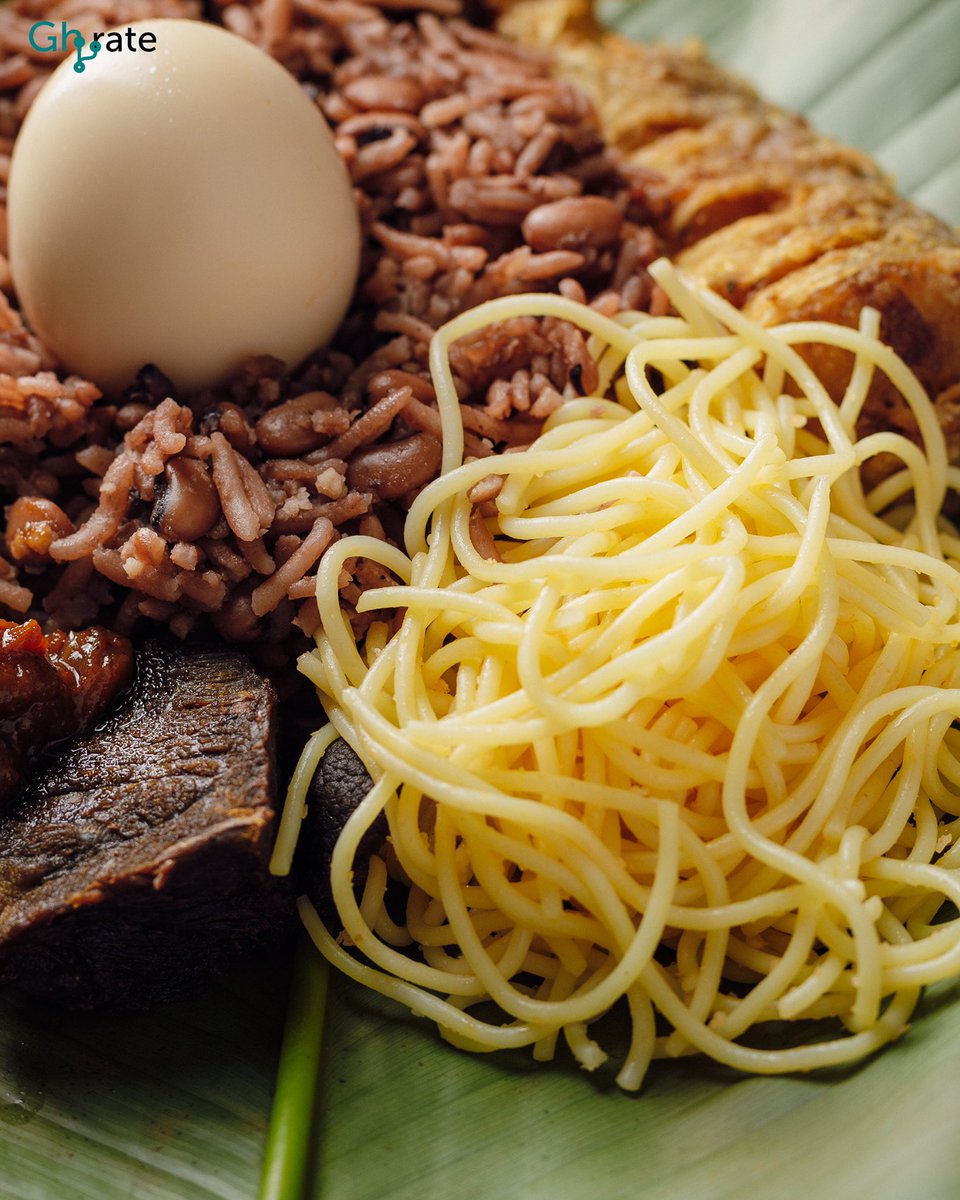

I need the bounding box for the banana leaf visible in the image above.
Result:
[3,1,960,1197]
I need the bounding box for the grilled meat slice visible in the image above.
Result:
[0,640,288,1008]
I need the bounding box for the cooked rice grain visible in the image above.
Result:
[0,0,660,641]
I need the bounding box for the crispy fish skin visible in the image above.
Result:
[495,0,960,463]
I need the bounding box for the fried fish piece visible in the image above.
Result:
[495,0,960,465]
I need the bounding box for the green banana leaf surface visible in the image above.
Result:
[3,1,960,1197]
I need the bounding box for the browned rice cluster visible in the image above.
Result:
[0,0,661,645]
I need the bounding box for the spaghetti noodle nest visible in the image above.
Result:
[286,259,960,1088]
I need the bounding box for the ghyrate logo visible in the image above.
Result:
[28,23,158,74]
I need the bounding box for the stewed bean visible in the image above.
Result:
[346,433,443,500]
[521,196,623,253]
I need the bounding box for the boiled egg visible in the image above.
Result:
[8,19,361,394]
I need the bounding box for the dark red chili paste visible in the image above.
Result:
[0,620,134,803]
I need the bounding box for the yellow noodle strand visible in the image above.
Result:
[288,259,960,1089]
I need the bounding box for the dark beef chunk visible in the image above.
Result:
[299,737,385,930]
[0,640,290,1008]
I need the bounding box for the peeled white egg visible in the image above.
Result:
[8,19,361,394]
